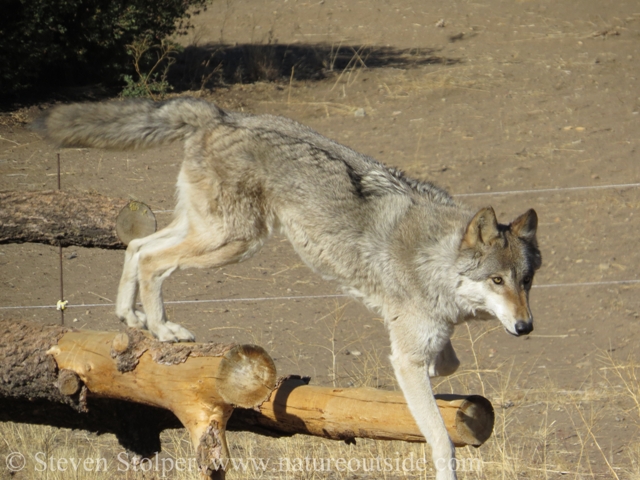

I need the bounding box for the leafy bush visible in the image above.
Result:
[120,38,180,99]
[0,0,208,96]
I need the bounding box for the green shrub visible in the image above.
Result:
[120,37,181,99]
[0,0,208,96]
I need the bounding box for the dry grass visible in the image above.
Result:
[2,320,638,479]
[2,4,637,476]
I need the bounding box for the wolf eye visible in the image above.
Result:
[523,276,532,285]
[492,277,503,285]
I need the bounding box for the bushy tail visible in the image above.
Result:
[33,97,225,150]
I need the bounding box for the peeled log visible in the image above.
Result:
[0,320,494,478]
[49,329,276,479]
[0,190,155,248]
[229,376,494,447]
[0,320,277,480]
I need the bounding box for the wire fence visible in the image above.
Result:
[1,173,638,313]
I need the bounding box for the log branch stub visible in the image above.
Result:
[56,369,82,396]
[111,332,130,355]
[197,412,233,480]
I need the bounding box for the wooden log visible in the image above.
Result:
[0,190,155,248]
[0,320,494,477]
[229,376,494,447]
[0,321,183,460]
[0,320,277,480]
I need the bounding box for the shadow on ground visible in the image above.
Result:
[170,43,460,91]
[1,43,459,111]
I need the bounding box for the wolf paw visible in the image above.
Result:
[154,321,196,343]
[118,309,147,329]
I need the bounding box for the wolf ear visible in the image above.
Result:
[461,207,500,249]
[510,209,538,241]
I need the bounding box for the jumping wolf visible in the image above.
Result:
[35,97,541,479]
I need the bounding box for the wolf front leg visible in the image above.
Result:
[428,340,460,378]
[389,329,457,480]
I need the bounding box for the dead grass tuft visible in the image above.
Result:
[1,323,638,479]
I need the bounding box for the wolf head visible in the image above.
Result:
[455,207,542,336]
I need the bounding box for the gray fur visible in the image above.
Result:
[34,98,542,480]
[34,98,224,150]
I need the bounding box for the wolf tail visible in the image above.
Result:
[33,97,224,150]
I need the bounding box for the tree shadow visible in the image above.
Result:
[0,43,460,111]
[169,42,461,91]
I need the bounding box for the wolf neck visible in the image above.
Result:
[378,201,471,323]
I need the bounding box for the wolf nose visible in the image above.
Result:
[515,321,533,336]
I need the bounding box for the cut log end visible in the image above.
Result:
[115,201,157,245]
[454,395,495,447]
[435,394,495,447]
[217,345,277,408]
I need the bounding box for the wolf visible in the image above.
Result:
[35,97,541,480]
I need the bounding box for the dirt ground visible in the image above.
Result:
[1,0,640,477]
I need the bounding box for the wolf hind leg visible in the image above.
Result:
[115,220,187,330]
[137,236,263,342]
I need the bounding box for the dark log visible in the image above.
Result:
[0,190,155,248]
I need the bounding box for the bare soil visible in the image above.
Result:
[1,0,639,477]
